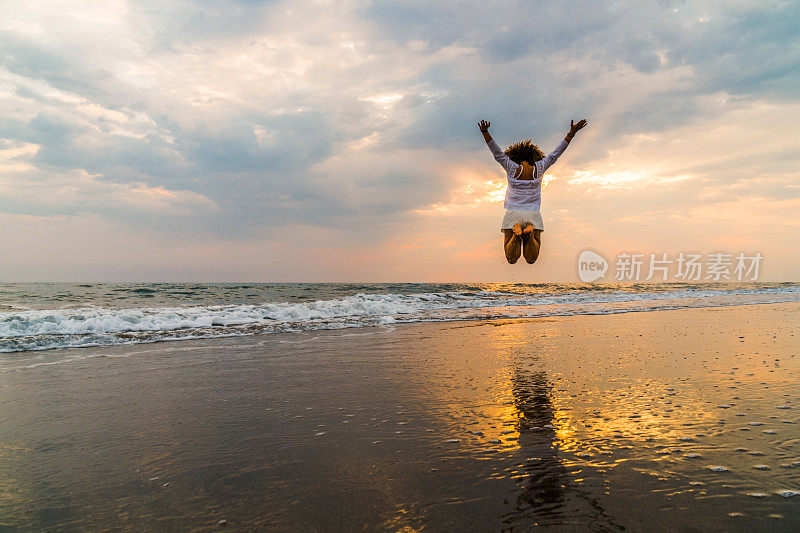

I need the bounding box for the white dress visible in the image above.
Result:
[486,138,569,232]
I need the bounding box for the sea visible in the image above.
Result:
[1,282,798,353]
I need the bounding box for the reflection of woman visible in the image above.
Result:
[478,118,587,265]
[505,368,617,530]
[510,370,564,512]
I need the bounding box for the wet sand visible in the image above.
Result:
[2,302,799,531]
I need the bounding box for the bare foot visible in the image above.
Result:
[512,223,523,237]
[522,224,535,238]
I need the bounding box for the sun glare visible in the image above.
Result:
[360,93,404,106]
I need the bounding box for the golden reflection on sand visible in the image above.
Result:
[431,316,733,463]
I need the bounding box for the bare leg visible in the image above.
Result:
[522,224,542,264]
[503,226,522,264]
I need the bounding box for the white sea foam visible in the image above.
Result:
[1,285,798,353]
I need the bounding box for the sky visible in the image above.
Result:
[1,0,798,282]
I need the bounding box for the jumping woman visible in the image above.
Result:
[479,118,587,264]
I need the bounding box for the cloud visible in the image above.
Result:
[0,0,798,280]
[0,138,217,219]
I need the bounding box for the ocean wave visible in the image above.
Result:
[1,286,798,353]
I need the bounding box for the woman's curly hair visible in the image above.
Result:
[504,139,544,165]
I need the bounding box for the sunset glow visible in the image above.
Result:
[0,1,797,281]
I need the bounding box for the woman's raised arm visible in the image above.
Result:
[540,118,588,172]
[479,119,518,175]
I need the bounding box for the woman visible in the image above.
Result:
[479,118,587,264]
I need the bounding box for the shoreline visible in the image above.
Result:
[2,295,799,360]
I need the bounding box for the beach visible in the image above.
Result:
[2,301,800,531]
[4,0,799,530]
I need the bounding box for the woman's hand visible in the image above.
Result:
[565,118,587,142]
[569,118,587,135]
[478,119,493,143]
